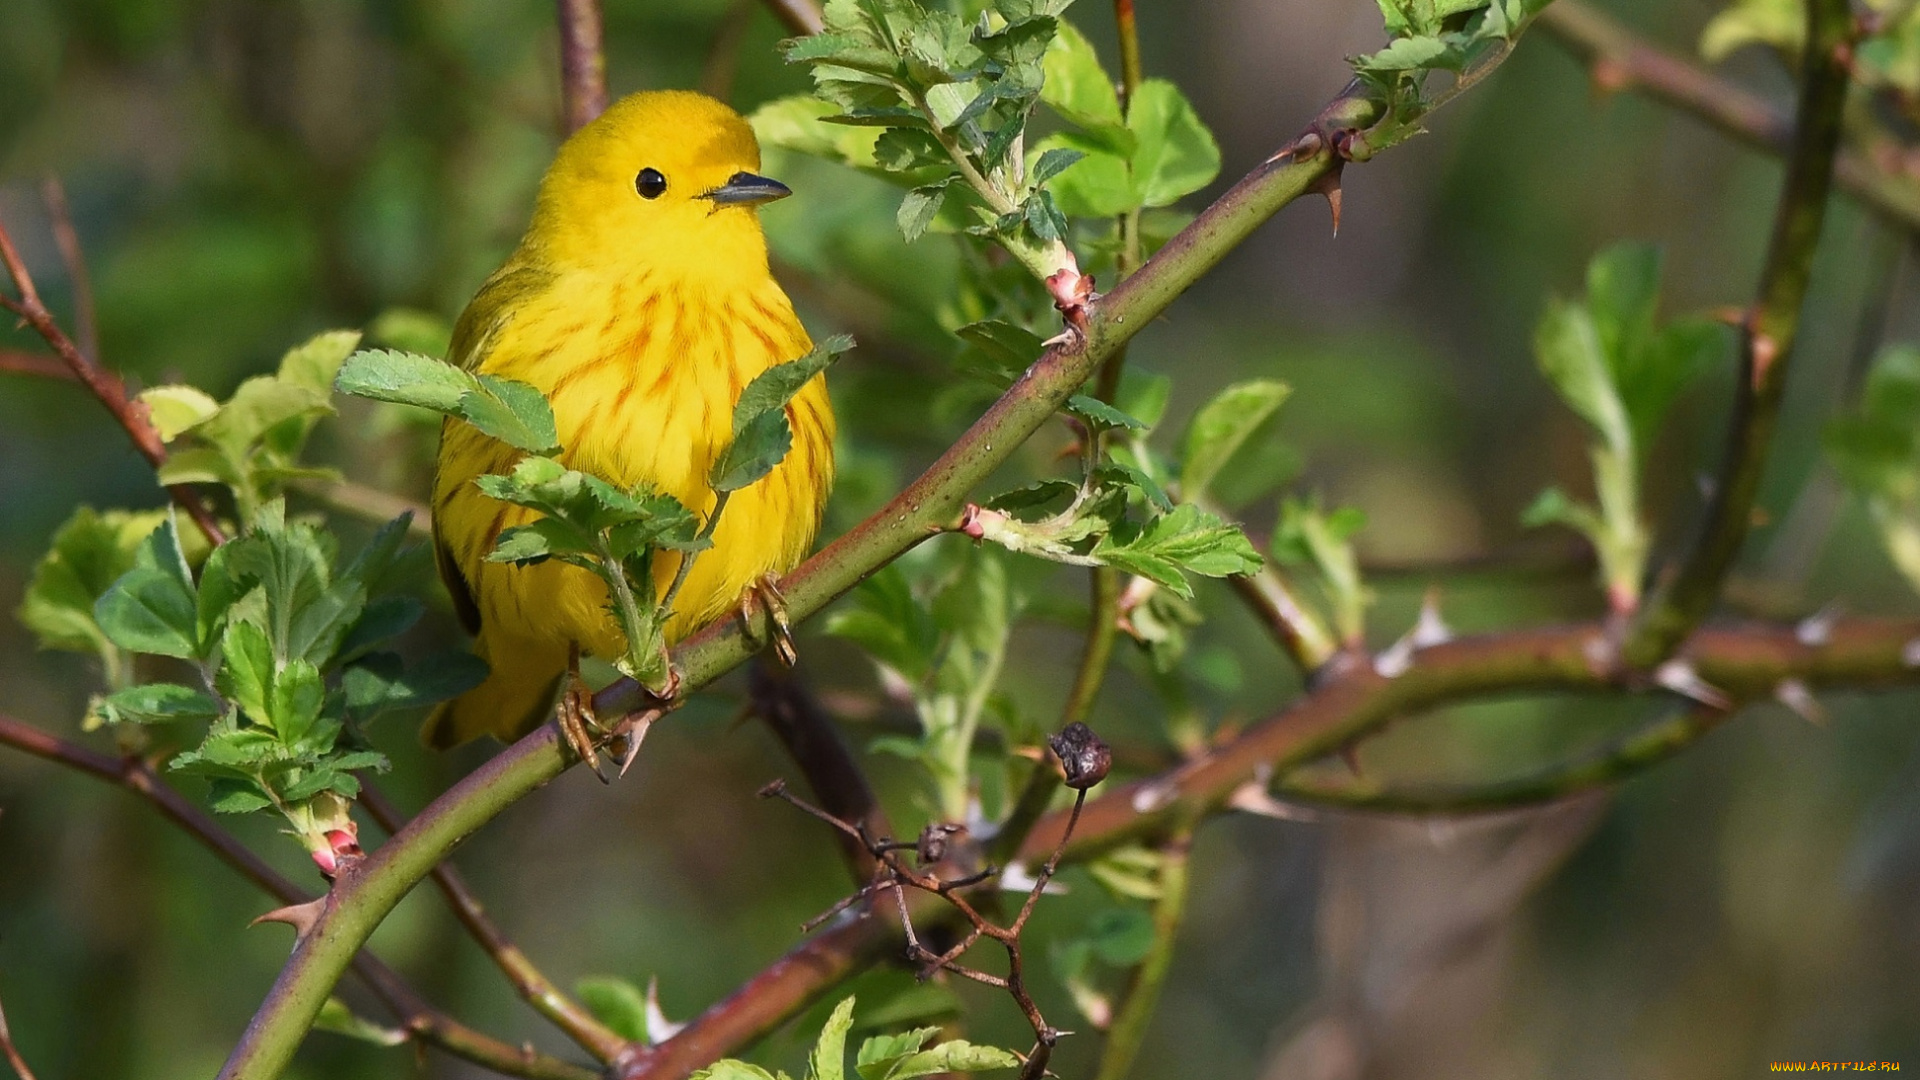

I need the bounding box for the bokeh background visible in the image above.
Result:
[3,0,1919,1078]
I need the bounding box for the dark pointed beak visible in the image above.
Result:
[700,172,792,206]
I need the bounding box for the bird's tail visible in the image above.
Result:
[423,631,566,748]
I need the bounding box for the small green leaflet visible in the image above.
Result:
[1091,504,1263,599]
[335,348,560,454]
[710,335,853,493]
[1179,379,1291,501]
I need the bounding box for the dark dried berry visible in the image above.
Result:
[1048,722,1112,789]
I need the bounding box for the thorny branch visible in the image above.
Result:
[761,723,1113,1080]
[0,714,595,1080]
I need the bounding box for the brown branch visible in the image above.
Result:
[0,348,75,381]
[38,177,99,363]
[758,0,823,36]
[357,784,628,1063]
[0,713,595,1080]
[1538,1,1920,231]
[0,214,228,545]
[555,0,608,134]
[1624,0,1854,666]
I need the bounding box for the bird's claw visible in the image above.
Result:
[559,644,610,783]
[739,573,798,667]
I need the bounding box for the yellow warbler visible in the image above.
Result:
[425,90,834,747]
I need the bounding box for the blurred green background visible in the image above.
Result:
[3,0,1918,1078]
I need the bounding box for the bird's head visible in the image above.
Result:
[527,90,788,287]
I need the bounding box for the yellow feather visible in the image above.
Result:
[425,90,834,747]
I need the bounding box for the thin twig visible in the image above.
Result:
[1538,1,1920,230]
[0,348,75,380]
[749,664,892,882]
[1230,565,1340,671]
[1624,0,1854,667]
[290,477,432,537]
[0,215,228,545]
[1274,704,1733,815]
[0,713,595,1080]
[38,177,98,363]
[357,784,628,1063]
[758,0,823,36]
[555,0,608,134]
[701,0,756,100]
[0,982,41,1080]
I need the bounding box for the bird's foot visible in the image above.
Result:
[558,645,610,783]
[737,573,797,667]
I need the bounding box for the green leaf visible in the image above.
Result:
[884,1042,1021,1078]
[809,997,857,1080]
[1535,298,1631,456]
[463,374,562,454]
[1127,79,1222,207]
[1094,504,1262,599]
[1029,146,1084,187]
[711,337,852,492]
[898,183,949,242]
[18,506,168,658]
[368,308,453,357]
[1066,394,1146,433]
[342,650,490,721]
[855,1028,940,1080]
[313,997,407,1047]
[1699,0,1802,61]
[753,95,884,170]
[94,519,203,661]
[1179,379,1291,502]
[269,658,326,743]
[1041,19,1123,131]
[138,385,223,442]
[277,330,363,394]
[335,348,476,413]
[207,779,275,813]
[91,683,221,726]
[219,620,276,726]
[690,1064,781,1080]
[576,976,650,1043]
[1355,34,1453,73]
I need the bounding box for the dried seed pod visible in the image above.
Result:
[1048,722,1112,790]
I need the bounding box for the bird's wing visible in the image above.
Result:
[432,260,557,638]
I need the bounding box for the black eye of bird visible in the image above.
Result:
[635,168,667,199]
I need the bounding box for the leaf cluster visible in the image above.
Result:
[688,997,1018,1080]
[80,504,482,857]
[142,330,362,517]
[1350,0,1547,156]
[1522,242,1726,608]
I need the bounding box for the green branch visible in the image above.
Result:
[1625,0,1854,666]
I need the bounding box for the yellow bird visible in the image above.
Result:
[425,90,834,748]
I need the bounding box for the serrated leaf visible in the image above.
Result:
[809,997,856,1080]
[91,683,222,726]
[689,1064,781,1080]
[856,1028,940,1080]
[335,348,477,413]
[710,337,851,492]
[885,1041,1021,1078]
[1128,79,1222,207]
[1179,379,1290,502]
[463,375,561,454]
[1066,394,1146,432]
[219,619,275,726]
[1092,504,1261,598]
[95,565,201,660]
[1028,146,1085,188]
[898,183,949,242]
[278,330,363,394]
[207,779,274,813]
[139,385,223,442]
[18,507,168,658]
[270,658,325,743]
[1041,19,1123,130]
[342,650,490,721]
